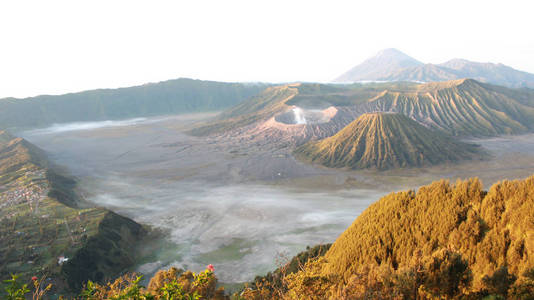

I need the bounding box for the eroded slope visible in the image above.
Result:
[294,112,483,170]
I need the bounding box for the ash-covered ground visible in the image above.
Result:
[20,113,534,283]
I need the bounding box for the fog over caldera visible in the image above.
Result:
[19,113,534,283]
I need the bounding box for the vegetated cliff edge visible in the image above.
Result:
[283,175,534,298]
[0,130,146,292]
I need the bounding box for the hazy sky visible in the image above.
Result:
[1,0,533,98]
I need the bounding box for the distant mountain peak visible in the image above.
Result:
[334,49,422,82]
[375,48,416,59]
[335,51,534,88]
[446,58,470,63]
[362,48,422,66]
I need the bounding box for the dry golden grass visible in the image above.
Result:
[284,175,534,298]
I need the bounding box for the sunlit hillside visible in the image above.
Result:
[294,112,484,170]
[283,176,534,299]
[191,79,534,140]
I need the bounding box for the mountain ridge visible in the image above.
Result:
[0,78,266,131]
[0,130,147,292]
[335,49,534,88]
[190,79,534,142]
[361,78,534,136]
[294,112,484,170]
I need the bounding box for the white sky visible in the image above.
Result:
[1,0,533,98]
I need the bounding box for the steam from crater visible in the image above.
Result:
[293,107,307,124]
[274,106,337,125]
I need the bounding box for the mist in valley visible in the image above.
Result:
[19,114,387,282]
[19,113,534,283]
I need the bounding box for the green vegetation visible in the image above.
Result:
[294,112,484,170]
[0,131,146,294]
[2,274,30,300]
[0,78,265,130]
[2,274,51,300]
[3,267,224,300]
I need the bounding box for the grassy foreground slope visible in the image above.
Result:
[0,78,265,130]
[294,112,483,170]
[0,131,146,292]
[5,173,532,299]
[284,176,534,298]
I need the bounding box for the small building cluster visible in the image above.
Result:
[0,169,49,219]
